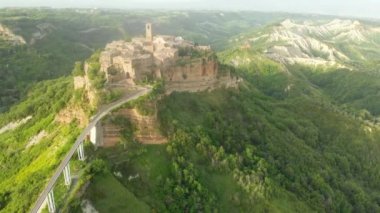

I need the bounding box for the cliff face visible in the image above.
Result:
[164,56,218,82]
[163,54,241,94]
[74,62,100,108]
[119,108,167,144]
[101,108,167,147]
[55,105,88,127]
[102,123,121,147]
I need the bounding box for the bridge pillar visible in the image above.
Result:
[90,125,97,145]
[77,142,85,161]
[90,122,103,146]
[63,162,71,186]
[47,190,56,213]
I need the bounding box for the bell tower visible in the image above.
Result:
[146,23,153,42]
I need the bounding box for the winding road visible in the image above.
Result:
[30,86,152,213]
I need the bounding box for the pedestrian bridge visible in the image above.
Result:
[30,87,151,213]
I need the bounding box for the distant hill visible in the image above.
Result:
[227,19,380,67]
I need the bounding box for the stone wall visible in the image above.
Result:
[55,105,88,127]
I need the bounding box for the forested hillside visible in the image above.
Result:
[76,57,380,212]
[0,77,82,212]
[156,65,380,212]
[1,9,380,212]
[76,19,380,212]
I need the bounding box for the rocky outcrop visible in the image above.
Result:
[73,62,99,108]
[79,24,242,147]
[0,24,26,45]
[120,108,167,144]
[0,116,32,134]
[26,131,48,148]
[102,123,122,147]
[74,76,86,89]
[55,105,88,127]
[101,108,167,147]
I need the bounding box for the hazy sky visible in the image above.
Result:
[1,0,380,19]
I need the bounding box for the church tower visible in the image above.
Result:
[145,23,154,53]
[146,23,153,42]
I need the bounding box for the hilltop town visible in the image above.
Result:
[72,23,240,146]
[97,23,239,93]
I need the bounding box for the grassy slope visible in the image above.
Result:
[87,145,170,211]
[86,143,313,212]
[297,66,380,116]
[0,77,86,212]
[85,172,150,213]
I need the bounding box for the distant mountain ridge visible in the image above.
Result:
[233,19,380,67]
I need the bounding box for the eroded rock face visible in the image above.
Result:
[0,24,26,45]
[120,108,167,144]
[74,76,86,89]
[164,56,218,82]
[74,62,99,108]
[101,108,167,147]
[0,116,32,134]
[55,105,88,127]
[26,131,48,148]
[240,19,380,66]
